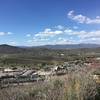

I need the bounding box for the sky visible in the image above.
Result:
[0,0,100,46]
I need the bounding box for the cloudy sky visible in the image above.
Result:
[0,0,100,46]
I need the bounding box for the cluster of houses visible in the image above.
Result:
[0,68,46,85]
[0,58,100,88]
[0,65,69,88]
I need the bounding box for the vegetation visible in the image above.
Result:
[0,68,100,100]
[0,44,100,100]
[0,44,100,68]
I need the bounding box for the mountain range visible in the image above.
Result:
[0,44,99,54]
[39,44,100,49]
[0,44,100,50]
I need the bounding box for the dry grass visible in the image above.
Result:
[0,68,99,100]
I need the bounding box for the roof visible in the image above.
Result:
[21,70,35,76]
[4,68,13,72]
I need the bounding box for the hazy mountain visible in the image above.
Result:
[0,44,100,54]
[33,44,100,49]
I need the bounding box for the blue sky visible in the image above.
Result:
[0,0,100,46]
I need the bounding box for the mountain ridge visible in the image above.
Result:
[0,43,100,50]
[30,43,100,49]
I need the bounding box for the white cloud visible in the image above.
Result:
[43,28,63,35]
[0,32,6,36]
[79,30,100,39]
[31,27,79,45]
[26,34,31,37]
[64,29,73,33]
[68,10,100,24]
[27,40,33,43]
[7,32,13,35]
[58,37,63,40]
[73,26,78,29]
[79,37,100,44]
[0,32,13,36]
[35,28,63,38]
[62,27,100,39]
[53,38,75,45]
[25,26,100,46]
[8,41,17,46]
[55,25,64,30]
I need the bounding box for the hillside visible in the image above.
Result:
[0,44,100,68]
[0,44,27,54]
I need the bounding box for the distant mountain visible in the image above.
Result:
[0,44,27,54]
[0,44,100,54]
[39,44,100,49]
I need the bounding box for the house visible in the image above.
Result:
[93,75,100,83]
[37,70,52,76]
[21,70,35,77]
[4,68,14,72]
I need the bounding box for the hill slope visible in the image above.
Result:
[0,44,26,54]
